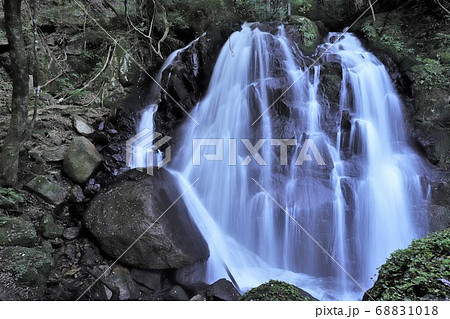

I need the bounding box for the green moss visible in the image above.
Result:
[286,15,320,55]
[365,228,450,301]
[0,246,54,283]
[0,214,37,247]
[40,214,63,239]
[239,280,317,301]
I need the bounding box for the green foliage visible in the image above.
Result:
[0,188,25,208]
[0,214,37,247]
[291,0,313,15]
[366,228,450,301]
[160,0,294,33]
[0,246,53,282]
[239,280,317,301]
[411,58,448,90]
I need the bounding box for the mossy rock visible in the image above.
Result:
[0,214,37,247]
[40,214,64,239]
[0,246,54,296]
[25,176,69,205]
[63,137,103,185]
[285,15,321,55]
[239,280,317,301]
[364,228,450,301]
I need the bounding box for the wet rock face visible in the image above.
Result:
[154,38,208,138]
[206,278,241,301]
[428,177,450,232]
[83,169,209,270]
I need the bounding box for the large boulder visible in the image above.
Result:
[83,169,209,270]
[63,137,103,184]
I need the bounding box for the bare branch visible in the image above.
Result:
[435,0,450,15]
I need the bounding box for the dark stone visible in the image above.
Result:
[63,227,81,240]
[70,185,85,203]
[320,62,342,107]
[173,262,207,292]
[107,265,141,301]
[130,268,162,291]
[81,245,102,267]
[85,179,101,196]
[206,278,241,301]
[190,293,206,301]
[40,214,64,239]
[164,285,189,301]
[415,124,450,168]
[83,169,209,270]
[428,177,450,232]
[64,244,77,261]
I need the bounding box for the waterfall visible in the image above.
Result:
[322,33,429,289]
[135,24,429,300]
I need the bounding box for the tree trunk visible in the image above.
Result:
[0,0,29,187]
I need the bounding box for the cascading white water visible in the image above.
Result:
[322,33,429,289]
[134,25,429,300]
